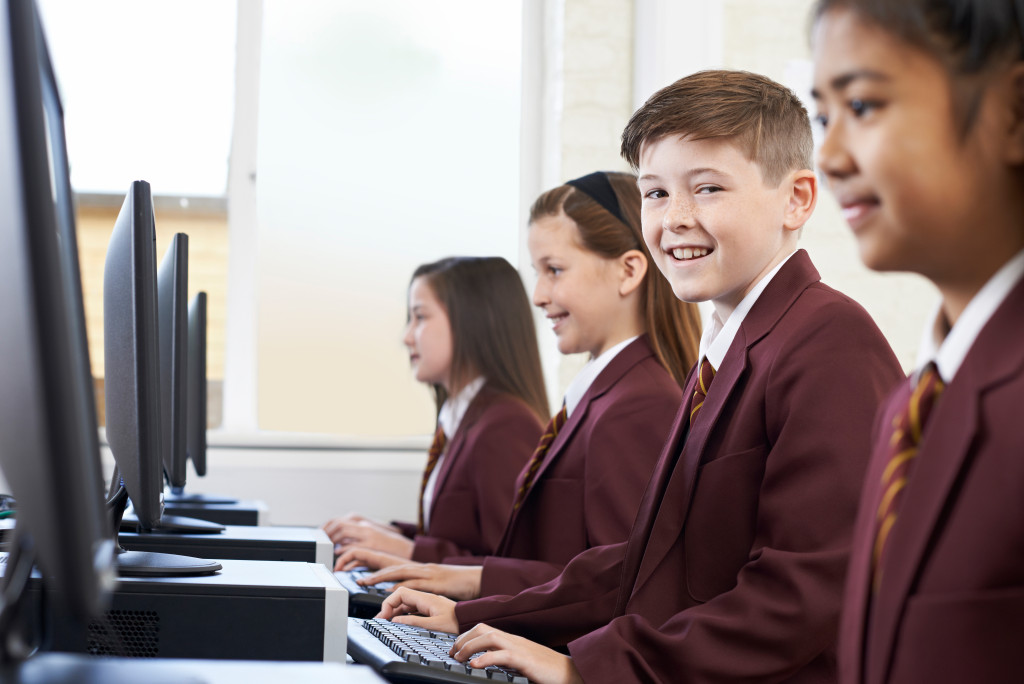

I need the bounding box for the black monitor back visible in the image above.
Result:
[158,233,189,490]
[0,0,114,621]
[187,291,208,477]
[104,180,164,530]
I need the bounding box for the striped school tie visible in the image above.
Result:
[690,358,716,427]
[417,426,447,533]
[872,362,944,591]
[512,404,568,511]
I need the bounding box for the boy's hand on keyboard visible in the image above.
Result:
[376,587,458,634]
[334,547,408,572]
[451,624,583,684]
[363,563,483,601]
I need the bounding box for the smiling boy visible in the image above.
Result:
[375,70,904,683]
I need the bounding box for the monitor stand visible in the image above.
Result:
[119,513,225,535]
[108,487,221,578]
[165,487,238,506]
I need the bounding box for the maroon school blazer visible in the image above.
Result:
[393,385,543,562]
[839,274,1024,684]
[455,250,904,683]
[453,335,683,597]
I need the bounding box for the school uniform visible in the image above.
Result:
[392,381,543,563]
[455,250,903,682]
[839,250,1024,684]
[447,335,682,597]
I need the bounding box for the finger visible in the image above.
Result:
[468,650,516,671]
[335,547,372,569]
[452,623,492,656]
[395,579,437,594]
[391,614,438,630]
[376,587,426,619]
[363,564,423,585]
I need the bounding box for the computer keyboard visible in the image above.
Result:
[347,617,532,683]
[335,568,396,617]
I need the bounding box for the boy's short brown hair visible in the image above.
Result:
[621,69,813,186]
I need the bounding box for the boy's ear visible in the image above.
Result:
[618,249,648,297]
[782,169,818,232]
[1001,62,1024,164]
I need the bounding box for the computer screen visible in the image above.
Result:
[104,180,165,531]
[0,0,114,631]
[103,183,222,575]
[158,233,189,491]
[187,291,208,479]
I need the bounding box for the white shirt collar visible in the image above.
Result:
[563,335,640,417]
[437,376,486,439]
[698,250,797,372]
[915,248,1024,383]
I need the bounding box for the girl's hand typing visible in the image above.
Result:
[363,563,483,600]
[376,587,458,634]
[334,547,408,572]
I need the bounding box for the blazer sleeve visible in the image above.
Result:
[568,298,904,683]
[410,403,540,563]
[455,541,627,646]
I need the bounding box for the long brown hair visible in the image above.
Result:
[529,171,701,387]
[411,257,549,422]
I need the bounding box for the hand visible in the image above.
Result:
[325,518,414,559]
[361,563,483,601]
[334,547,409,572]
[376,587,459,634]
[322,513,400,545]
[451,624,583,684]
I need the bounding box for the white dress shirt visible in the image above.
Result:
[915,248,1024,384]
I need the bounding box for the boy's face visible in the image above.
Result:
[812,8,1011,288]
[638,135,799,320]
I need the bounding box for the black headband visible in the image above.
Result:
[565,171,625,224]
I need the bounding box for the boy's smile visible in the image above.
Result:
[638,136,808,321]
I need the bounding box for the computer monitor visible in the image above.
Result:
[0,0,114,644]
[103,181,222,574]
[104,180,165,530]
[163,290,239,506]
[157,233,189,491]
[187,292,207,479]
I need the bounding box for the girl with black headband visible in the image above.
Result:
[338,171,701,601]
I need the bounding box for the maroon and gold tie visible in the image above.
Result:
[872,363,944,591]
[417,426,447,533]
[512,405,568,511]
[689,358,716,427]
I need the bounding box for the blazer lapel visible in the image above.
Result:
[428,389,492,516]
[839,392,903,684]
[499,337,657,549]
[520,338,657,502]
[616,375,694,614]
[866,278,1024,684]
[630,333,749,597]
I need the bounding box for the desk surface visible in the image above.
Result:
[0,653,385,683]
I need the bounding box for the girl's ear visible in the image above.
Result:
[782,169,818,233]
[618,249,648,297]
[1003,62,1024,165]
